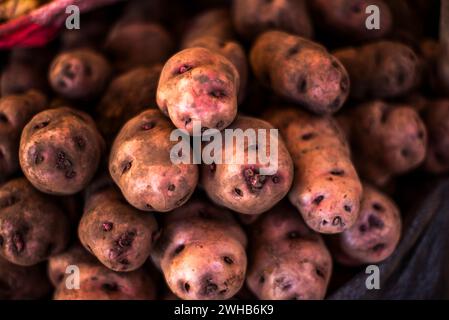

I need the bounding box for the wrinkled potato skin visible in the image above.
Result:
[79,185,158,272]
[334,41,420,100]
[49,49,111,100]
[330,184,401,266]
[339,101,427,186]
[0,256,51,300]
[251,31,349,115]
[0,178,70,266]
[247,203,332,300]
[265,107,362,234]
[232,0,313,39]
[19,107,105,195]
[152,199,247,300]
[0,90,47,182]
[157,47,239,134]
[97,65,162,141]
[201,116,293,215]
[109,109,198,212]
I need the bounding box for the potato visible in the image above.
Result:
[152,199,247,300]
[250,31,349,115]
[334,41,420,100]
[339,100,427,186]
[96,65,162,142]
[19,107,105,195]
[231,0,313,39]
[330,184,401,266]
[0,256,51,300]
[48,49,111,101]
[265,107,362,234]
[0,90,47,182]
[309,0,392,41]
[247,203,332,300]
[105,21,173,72]
[78,179,158,272]
[109,109,198,212]
[0,178,70,266]
[201,116,293,215]
[156,47,239,134]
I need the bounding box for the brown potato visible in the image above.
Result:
[265,107,362,234]
[247,203,332,300]
[201,116,293,215]
[19,107,105,195]
[334,41,420,100]
[78,179,158,272]
[250,31,349,115]
[109,109,198,212]
[339,100,427,186]
[231,0,313,39]
[156,47,239,134]
[330,184,401,266]
[152,199,247,300]
[0,90,47,182]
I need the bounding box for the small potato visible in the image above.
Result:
[0,90,47,182]
[330,184,401,266]
[201,116,293,215]
[265,107,362,234]
[339,100,427,186]
[231,0,313,39]
[109,109,198,212]
[250,31,350,115]
[0,178,70,266]
[247,203,332,300]
[334,41,420,100]
[105,22,173,71]
[156,47,239,134]
[78,180,158,272]
[97,65,162,141]
[19,107,105,195]
[0,256,51,300]
[152,199,247,300]
[48,49,111,101]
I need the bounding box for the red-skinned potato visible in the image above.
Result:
[0,178,70,266]
[247,203,332,300]
[152,199,247,300]
[19,107,105,195]
[0,90,47,182]
[329,184,401,266]
[265,107,362,234]
[250,31,350,115]
[156,47,239,134]
[201,116,293,215]
[109,109,198,212]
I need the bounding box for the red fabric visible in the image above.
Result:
[0,19,60,48]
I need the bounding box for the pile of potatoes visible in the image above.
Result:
[0,0,446,300]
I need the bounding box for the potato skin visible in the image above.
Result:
[0,90,47,182]
[201,116,293,215]
[156,47,239,134]
[78,182,158,272]
[0,178,70,266]
[250,31,349,115]
[334,41,420,100]
[109,109,198,212]
[152,199,247,300]
[330,184,401,266]
[96,65,162,142]
[247,203,332,300]
[0,256,51,300]
[339,101,427,186]
[231,0,313,39]
[265,107,362,234]
[19,107,105,195]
